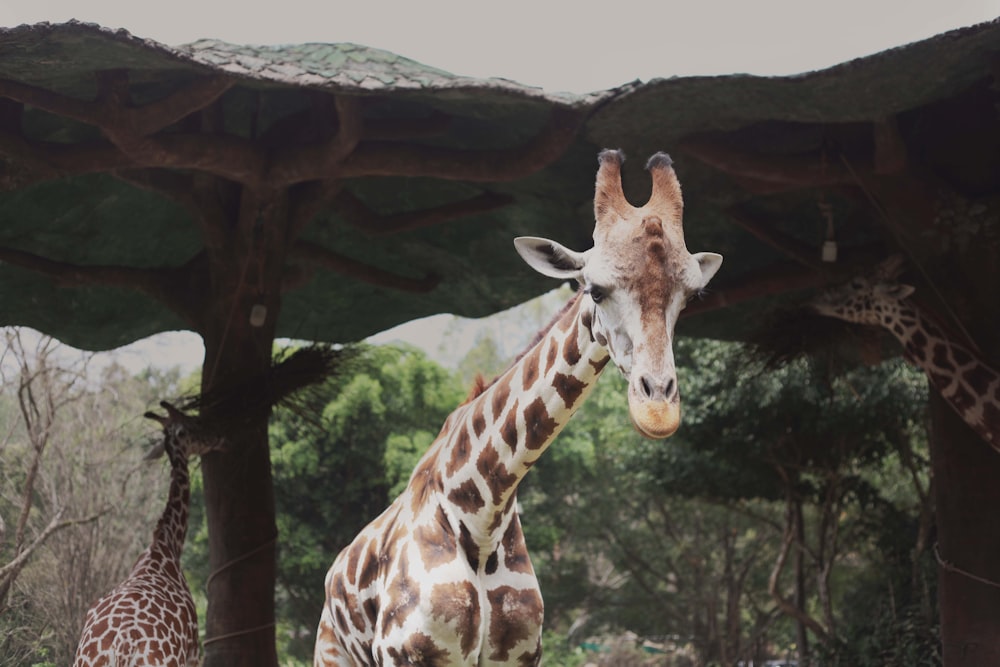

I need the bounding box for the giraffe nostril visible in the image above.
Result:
[640,376,653,399]
[638,375,676,401]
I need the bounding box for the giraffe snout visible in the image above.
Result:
[628,373,681,439]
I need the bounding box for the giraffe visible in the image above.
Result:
[314,149,723,666]
[810,257,1000,451]
[73,401,225,667]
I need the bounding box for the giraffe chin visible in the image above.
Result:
[629,400,681,440]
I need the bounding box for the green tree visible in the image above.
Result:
[203,343,465,661]
[521,336,934,666]
[0,329,186,666]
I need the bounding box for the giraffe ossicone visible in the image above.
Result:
[810,257,1000,451]
[314,149,722,666]
[73,401,225,667]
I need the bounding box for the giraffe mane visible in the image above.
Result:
[460,373,490,405]
[464,290,584,400]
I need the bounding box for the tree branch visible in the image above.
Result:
[0,73,232,139]
[768,509,831,644]
[289,241,441,293]
[680,134,868,190]
[0,245,202,326]
[333,189,514,235]
[362,111,452,141]
[682,244,887,318]
[0,507,106,582]
[268,95,364,186]
[338,106,583,182]
[725,206,824,269]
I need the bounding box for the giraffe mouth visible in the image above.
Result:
[629,398,681,439]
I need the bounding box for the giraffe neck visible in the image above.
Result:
[411,292,610,549]
[152,447,191,560]
[884,301,1000,448]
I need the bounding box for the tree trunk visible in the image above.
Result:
[793,498,811,665]
[930,391,1000,666]
[197,188,288,667]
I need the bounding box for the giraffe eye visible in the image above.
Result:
[586,285,606,304]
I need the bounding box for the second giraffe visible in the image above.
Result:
[314,149,723,666]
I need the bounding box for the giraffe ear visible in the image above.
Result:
[692,252,723,288]
[513,237,587,280]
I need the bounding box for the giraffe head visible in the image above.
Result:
[515,149,723,439]
[810,255,915,326]
[144,401,226,466]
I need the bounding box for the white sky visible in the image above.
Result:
[3,0,998,92]
[2,0,998,371]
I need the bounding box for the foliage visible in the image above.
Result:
[183,343,465,661]
[520,335,935,665]
[0,330,186,666]
[0,299,940,667]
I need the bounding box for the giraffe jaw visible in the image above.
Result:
[629,398,681,439]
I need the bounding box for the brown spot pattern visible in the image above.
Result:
[459,521,481,571]
[951,346,973,366]
[472,402,487,438]
[964,365,995,397]
[984,402,1000,434]
[932,344,956,372]
[487,586,544,661]
[523,397,558,450]
[545,340,558,375]
[488,494,517,534]
[385,632,450,666]
[345,539,366,586]
[500,399,520,452]
[521,347,541,392]
[448,479,486,514]
[590,355,610,373]
[357,540,380,591]
[382,558,419,636]
[562,326,581,365]
[477,444,518,506]
[430,581,481,657]
[502,518,534,574]
[446,427,472,478]
[491,377,512,421]
[415,506,457,571]
[485,550,499,575]
[410,451,441,513]
[553,372,587,409]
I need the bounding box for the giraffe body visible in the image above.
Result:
[315,150,723,666]
[74,403,223,667]
[811,271,1000,450]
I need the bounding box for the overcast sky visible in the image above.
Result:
[4,0,997,93]
[2,1,997,370]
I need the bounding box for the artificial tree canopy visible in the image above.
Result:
[1,19,998,350]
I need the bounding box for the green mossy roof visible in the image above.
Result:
[1,19,998,350]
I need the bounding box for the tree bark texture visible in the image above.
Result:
[930,391,1000,666]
